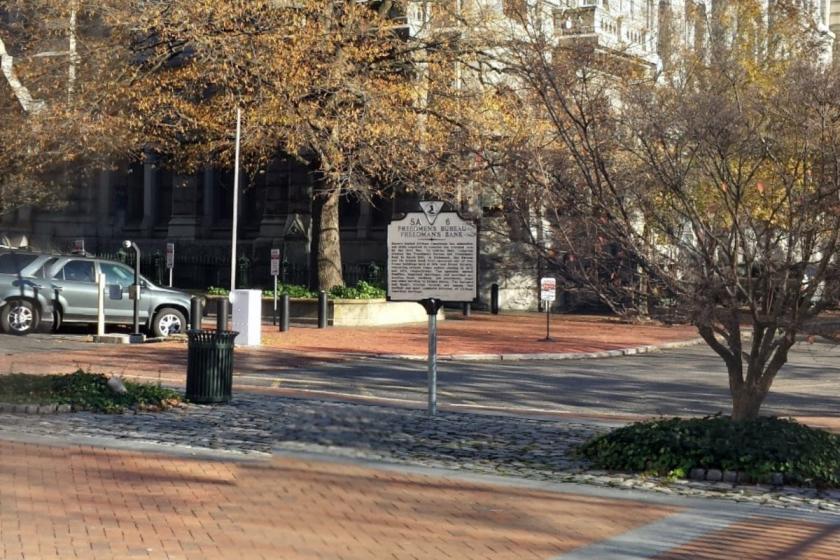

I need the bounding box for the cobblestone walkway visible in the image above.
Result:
[2,393,839,514]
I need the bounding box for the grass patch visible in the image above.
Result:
[577,416,840,487]
[0,371,182,414]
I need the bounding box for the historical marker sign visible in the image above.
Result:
[388,202,478,417]
[387,207,478,302]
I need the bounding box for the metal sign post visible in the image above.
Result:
[387,201,478,416]
[540,277,556,341]
[270,248,280,326]
[419,298,444,415]
[166,242,175,287]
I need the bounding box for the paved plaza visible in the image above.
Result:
[1,312,840,558]
[2,435,839,560]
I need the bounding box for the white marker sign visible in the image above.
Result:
[540,277,556,302]
[270,248,281,277]
[387,208,477,302]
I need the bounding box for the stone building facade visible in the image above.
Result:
[0,158,399,290]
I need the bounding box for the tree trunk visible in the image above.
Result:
[730,385,769,421]
[317,187,343,291]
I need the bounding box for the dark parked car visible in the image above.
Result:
[0,250,193,337]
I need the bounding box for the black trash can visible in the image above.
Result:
[186,330,239,403]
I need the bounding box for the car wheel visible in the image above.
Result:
[152,307,186,338]
[0,300,39,336]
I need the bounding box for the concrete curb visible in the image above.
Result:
[0,402,72,414]
[367,337,705,362]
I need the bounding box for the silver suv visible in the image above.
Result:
[0,250,193,337]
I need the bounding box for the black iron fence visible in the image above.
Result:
[94,247,384,292]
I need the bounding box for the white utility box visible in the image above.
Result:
[231,289,262,347]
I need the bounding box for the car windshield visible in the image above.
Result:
[31,257,57,279]
[0,253,38,274]
[97,261,154,287]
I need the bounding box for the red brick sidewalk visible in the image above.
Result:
[3,438,839,560]
[0,439,674,560]
[260,312,698,358]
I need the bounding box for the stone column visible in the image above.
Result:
[141,160,158,237]
[168,173,201,240]
[202,167,214,234]
[356,198,372,239]
[96,169,112,238]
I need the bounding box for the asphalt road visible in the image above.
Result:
[234,342,840,419]
[2,331,839,419]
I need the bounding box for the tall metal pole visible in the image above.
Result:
[428,309,437,416]
[230,107,242,293]
[545,302,551,341]
[132,244,140,336]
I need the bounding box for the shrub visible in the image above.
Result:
[263,283,317,299]
[329,281,386,300]
[0,371,181,414]
[206,286,229,296]
[577,416,840,487]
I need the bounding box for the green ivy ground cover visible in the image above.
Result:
[0,371,181,414]
[578,416,840,487]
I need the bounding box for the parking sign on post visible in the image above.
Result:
[166,243,175,287]
[540,277,556,341]
[270,249,281,325]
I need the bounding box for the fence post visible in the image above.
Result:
[491,283,500,315]
[237,255,251,288]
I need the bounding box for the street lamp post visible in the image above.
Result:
[122,240,141,337]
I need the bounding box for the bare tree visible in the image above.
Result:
[488,0,840,420]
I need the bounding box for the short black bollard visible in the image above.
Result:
[216,298,229,332]
[462,302,471,318]
[279,294,290,332]
[318,290,328,328]
[190,296,204,330]
[491,283,500,314]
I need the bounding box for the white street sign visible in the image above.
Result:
[270,248,281,277]
[165,243,175,269]
[387,208,477,302]
[540,277,557,302]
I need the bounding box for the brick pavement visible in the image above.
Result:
[0,438,674,560]
[3,437,840,560]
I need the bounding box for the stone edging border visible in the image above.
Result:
[0,403,73,414]
[369,337,706,362]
